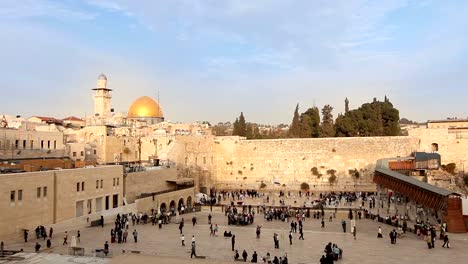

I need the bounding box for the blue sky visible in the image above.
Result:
[1,0,467,124]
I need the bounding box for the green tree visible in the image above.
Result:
[238,112,247,137]
[320,104,335,137]
[289,104,301,138]
[302,107,320,137]
[299,114,313,137]
[232,118,239,136]
[345,97,349,113]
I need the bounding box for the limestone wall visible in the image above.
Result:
[212,136,419,191]
[134,188,195,214]
[0,165,124,239]
[124,168,178,203]
[409,128,468,170]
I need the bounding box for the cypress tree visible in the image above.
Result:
[289,103,301,138]
[238,112,247,137]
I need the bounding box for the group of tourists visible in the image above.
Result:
[234,249,288,264]
[226,206,255,225]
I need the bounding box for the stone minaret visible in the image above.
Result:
[92,73,112,117]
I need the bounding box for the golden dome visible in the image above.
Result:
[127,96,163,118]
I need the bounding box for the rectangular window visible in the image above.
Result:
[77,182,80,192]
[94,149,97,155]
[81,182,85,191]
[37,187,41,198]
[30,140,34,149]
[23,140,26,149]
[41,140,44,149]
[18,190,23,201]
[43,186,47,197]
[15,140,19,149]
[73,152,77,157]
[96,180,99,189]
[47,140,50,149]
[100,179,103,188]
[54,140,57,149]
[117,178,119,186]
[10,191,15,202]
[113,178,115,186]
[80,151,84,156]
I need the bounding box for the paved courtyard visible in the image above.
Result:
[3,210,468,263]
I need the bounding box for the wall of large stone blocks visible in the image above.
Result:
[167,135,217,192]
[124,168,178,203]
[212,136,420,191]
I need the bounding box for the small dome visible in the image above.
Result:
[98,73,107,81]
[128,96,163,118]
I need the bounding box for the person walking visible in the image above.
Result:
[132,230,138,243]
[49,228,53,239]
[46,239,51,248]
[179,218,184,234]
[426,234,432,249]
[192,215,197,227]
[24,230,28,243]
[77,230,81,243]
[231,235,236,251]
[341,220,346,233]
[101,216,104,228]
[442,234,450,248]
[181,234,185,246]
[377,226,383,238]
[190,241,197,258]
[289,232,293,245]
[352,226,357,240]
[63,232,68,245]
[321,218,325,228]
[299,228,304,240]
[104,241,109,256]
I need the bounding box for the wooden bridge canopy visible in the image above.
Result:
[374,160,459,212]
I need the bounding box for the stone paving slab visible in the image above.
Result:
[3,211,468,263]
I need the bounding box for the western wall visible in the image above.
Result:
[168,127,468,192]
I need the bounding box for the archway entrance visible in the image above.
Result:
[169,200,176,215]
[160,203,167,213]
[178,198,184,211]
[187,196,192,209]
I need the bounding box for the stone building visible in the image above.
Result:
[0,165,124,238]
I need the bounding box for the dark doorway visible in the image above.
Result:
[113,194,118,208]
[105,195,110,210]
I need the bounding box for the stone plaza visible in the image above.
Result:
[3,209,468,263]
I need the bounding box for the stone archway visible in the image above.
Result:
[187,196,192,209]
[169,200,176,215]
[160,202,167,213]
[178,198,184,211]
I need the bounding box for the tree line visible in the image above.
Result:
[289,96,400,138]
[220,96,400,139]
